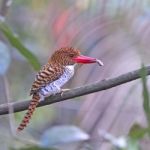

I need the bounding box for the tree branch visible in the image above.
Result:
[0,65,150,115]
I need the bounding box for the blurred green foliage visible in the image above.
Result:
[140,64,150,128]
[129,124,148,140]
[0,23,41,71]
[0,0,150,150]
[10,146,57,150]
[125,64,150,150]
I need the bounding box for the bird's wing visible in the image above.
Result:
[30,64,64,95]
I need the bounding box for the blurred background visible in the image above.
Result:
[0,0,150,150]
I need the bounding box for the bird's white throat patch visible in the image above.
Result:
[39,65,75,100]
[54,65,75,87]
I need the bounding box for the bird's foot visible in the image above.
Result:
[60,88,70,97]
[39,94,46,102]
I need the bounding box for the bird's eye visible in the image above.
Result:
[69,54,74,57]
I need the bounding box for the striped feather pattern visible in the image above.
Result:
[17,64,64,132]
[17,93,40,132]
[30,63,64,95]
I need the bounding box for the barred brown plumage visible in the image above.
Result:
[17,47,103,132]
[17,93,40,132]
[30,64,64,95]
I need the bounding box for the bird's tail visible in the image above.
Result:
[17,93,40,132]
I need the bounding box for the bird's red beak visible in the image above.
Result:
[73,55,104,66]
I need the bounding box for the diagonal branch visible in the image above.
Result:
[0,65,150,115]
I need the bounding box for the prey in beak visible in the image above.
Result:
[73,55,104,66]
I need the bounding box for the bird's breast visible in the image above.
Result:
[39,65,74,97]
[54,65,74,87]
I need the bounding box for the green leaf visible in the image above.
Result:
[140,64,150,127]
[126,138,140,150]
[0,23,40,71]
[128,123,148,140]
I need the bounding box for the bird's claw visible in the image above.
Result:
[60,89,70,97]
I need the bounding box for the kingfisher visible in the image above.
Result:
[17,47,103,132]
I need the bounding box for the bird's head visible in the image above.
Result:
[50,47,104,66]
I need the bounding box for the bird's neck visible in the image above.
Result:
[64,65,75,71]
[48,62,63,69]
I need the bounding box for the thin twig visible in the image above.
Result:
[0,0,12,21]
[0,65,150,115]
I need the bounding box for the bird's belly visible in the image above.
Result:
[39,65,74,98]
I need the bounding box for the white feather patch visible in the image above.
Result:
[39,65,75,100]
